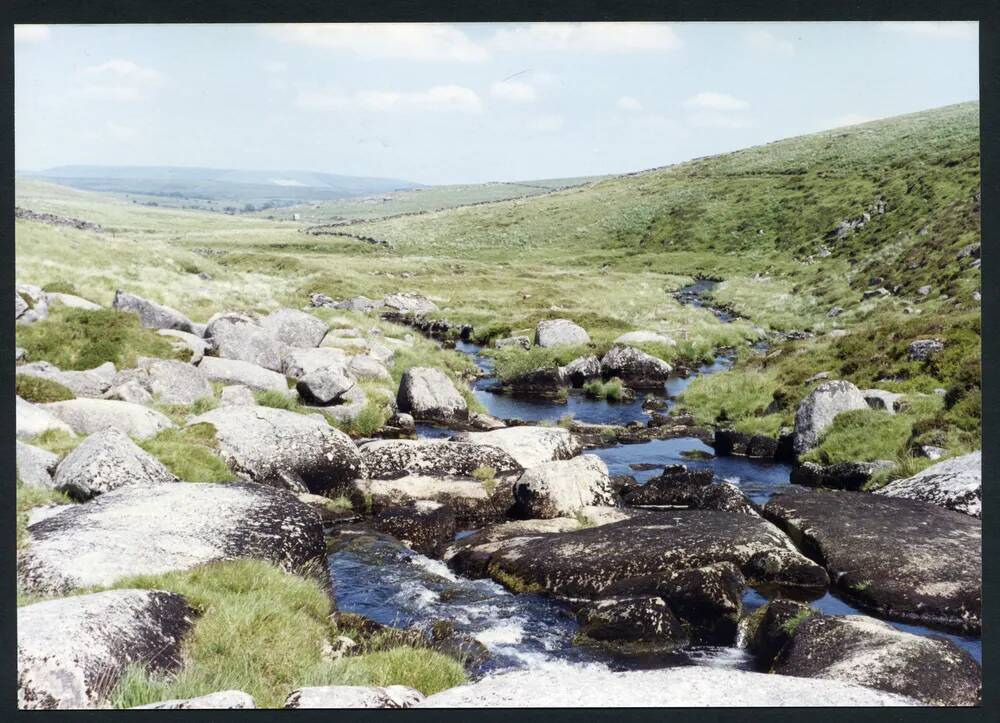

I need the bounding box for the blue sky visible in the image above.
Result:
[15,22,979,185]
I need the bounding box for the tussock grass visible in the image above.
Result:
[801,409,914,465]
[139,424,235,482]
[583,377,625,402]
[296,646,467,696]
[15,374,75,403]
[16,307,185,371]
[490,345,588,383]
[677,370,779,427]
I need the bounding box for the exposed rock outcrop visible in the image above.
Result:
[112,290,194,332]
[53,428,176,499]
[876,451,981,517]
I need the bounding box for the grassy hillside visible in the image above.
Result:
[260,175,609,224]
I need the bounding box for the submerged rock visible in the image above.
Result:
[513,454,615,518]
[485,510,828,598]
[18,590,194,709]
[876,451,981,517]
[772,613,981,706]
[504,365,568,394]
[396,367,468,424]
[416,666,915,707]
[190,406,364,494]
[534,318,590,348]
[793,380,868,455]
[452,426,581,468]
[360,439,522,478]
[112,290,193,332]
[18,481,325,594]
[763,488,981,632]
[53,428,176,499]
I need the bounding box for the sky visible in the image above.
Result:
[14,22,979,185]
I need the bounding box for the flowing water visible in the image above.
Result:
[328,281,981,674]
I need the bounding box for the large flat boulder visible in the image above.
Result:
[763,488,981,632]
[18,361,115,398]
[283,347,349,379]
[133,690,255,709]
[16,441,59,488]
[18,590,194,709]
[259,308,329,348]
[112,290,193,332]
[197,356,289,393]
[205,312,287,371]
[772,613,980,706]
[451,426,581,469]
[416,667,915,707]
[513,454,614,518]
[189,407,365,494]
[53,428,176,500]
[793,380,868,455]
[396,367,468,424]
[382,292,438,315]
[16,397,75,439]
[360,439,522,478]
[485,510,828,598]
[353,475,514,528]
[17,481,325,594]
[534,318,590,348]
[41,399,174,440]
[876,451,981,517]
[135,357,214,406]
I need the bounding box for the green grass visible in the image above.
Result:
[490,344,588,383]
[28,428,82,457]
[472,465,498,495]
[254,389,310,413]
[16,306,186,371]
[583,377,626,402]
[139,424,236,482]
[799,403,934,466]
[677,370,779,427]
[15,374,75,403]
[106,560,465,708]
[780,608,813,635]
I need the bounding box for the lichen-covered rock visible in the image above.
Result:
[360,439,522,478]
[158,329,212,364]
[104,379,154,405]
[614,330,676,346]
[495,335,531,350]
[416,667,916,707]
[513,454,614,518]
[205,312,288,371]
[504,365,568,394]
[739,598,813,667]
[112,290,193,332]
[197,356,289,393]
[353,475,514,528]
[534,318,590,348]
[561,355,602,386]
[486,510,828,598]
[396,367,468,424]
[131,357,213,406]
[296,366,356,405]
[383,292,438,315]
[53,429,176,499]
[577,597,689,651]
[333,296,385,313]
[793,380,869,455]
[452,426,581,469]
[907,339,945,361]
[18,482,325,594]
[763,488,981,632]
[347,354,391,381]
[283,346,348,379]
[16,284,49,325]
[772,613,981,706]
[18,589,194,710]
[189,406,364,494]
[373,501,456,557]
[623,465,757,514]
[18,361,115,398]
[790,460,896,491]
[16,397,75,439]
[285,685,424,709]
[307,384,369,425]
[41,399,174,440]
[876,451,981,517]
[16,441,59,488]
[219,384,257,407]
[599,345,672,387]
[133,690,255,709]
[259,308,329,348]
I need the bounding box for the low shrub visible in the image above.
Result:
[16,374,75,403]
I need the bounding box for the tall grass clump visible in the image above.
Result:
[16,374,75,403]
[800,409,914,465]
[583,377,625,402]
[677,370,779,426]
[16,307,186,370]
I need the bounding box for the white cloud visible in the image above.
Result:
[83,59,164,85]
[879,22,977,40]
[491,22,682,53]
[744,29,795,56]
[296,85,484,113]
[528,114,564,133]
[686,112,752,129]
[105,122,138,142]
[72,85,144,102]
[683,92,749,112]
[490,80,537,104]
[818,113,879,131]
[617,96,643,112]
[261,61,287,74]
[264,23,489,62]
[15,25,50,43]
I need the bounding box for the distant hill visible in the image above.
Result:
[20,165,424,212]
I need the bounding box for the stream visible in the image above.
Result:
[328,281,981,677]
